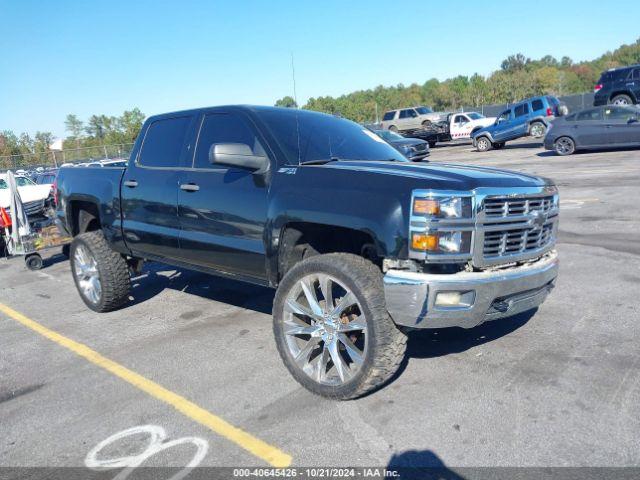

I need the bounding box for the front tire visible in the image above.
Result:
[554,136,576,156]
[421,120,432,129]
[611,94,633,106]
[388,125,398,133]
[476,136,492,152]
[70,231,130,312]
[273,253,407,400]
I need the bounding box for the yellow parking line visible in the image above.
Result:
[0,302,292,468]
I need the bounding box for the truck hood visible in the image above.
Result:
[322,161,551,190]
[0,184,52,208]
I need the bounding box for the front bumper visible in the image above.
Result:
[383,251,558,329]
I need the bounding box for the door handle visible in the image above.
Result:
[180,183,200,192]
[123,180,138,188]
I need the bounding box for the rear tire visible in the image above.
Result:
[273,253,407,400]
[554,136,575,156]
[611,94,633,106]
[428,141,437,148]
[476,136,492,152]
[70,231,130,312]
[529,121,546,138]
[493,142,505,149]
[388,125,398,133]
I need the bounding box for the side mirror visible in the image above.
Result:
[209,143,269,173]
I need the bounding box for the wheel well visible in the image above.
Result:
[70,201,101,236]
[278,223,379,281]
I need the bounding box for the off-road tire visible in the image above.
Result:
[476,136,492,152]
[273,253,407,400]
[611,94,633,106]
[70,231,130,312]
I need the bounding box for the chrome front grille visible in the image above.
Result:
[484,195,554,217]
[23,200,45,216]
[483,223,554,258]
[476,191,558,267]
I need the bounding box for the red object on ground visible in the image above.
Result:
[0,207,11,228]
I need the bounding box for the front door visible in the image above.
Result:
[121,114,197,259]
[603,106,640,146]
[398,109,419,130]
[177,111,270,280]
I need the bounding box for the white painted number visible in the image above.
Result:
[85,425,209,480]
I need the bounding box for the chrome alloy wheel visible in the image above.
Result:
[73,244,102,305]
[530,123,546,138]
[555,137,575,155]
[282,274,368,386]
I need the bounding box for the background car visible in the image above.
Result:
[544,105,640,155]
[471,95,565,151]
[0,173,52,218]
[372,129,430,161]
[593,65,640,106]
[380,106,448,131]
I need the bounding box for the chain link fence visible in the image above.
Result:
[458,92,595,117]
[0,143,134,171]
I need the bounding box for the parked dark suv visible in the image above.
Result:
[593,65,640,106]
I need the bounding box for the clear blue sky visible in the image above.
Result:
[1,0,639,138]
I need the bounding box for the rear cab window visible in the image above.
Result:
[138,116,194,168]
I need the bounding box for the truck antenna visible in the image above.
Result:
[291,52,299,109]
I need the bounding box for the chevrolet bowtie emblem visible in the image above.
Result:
[531,210,547,228]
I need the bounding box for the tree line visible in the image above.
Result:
[0,108,145,167]
[276,39,640,122]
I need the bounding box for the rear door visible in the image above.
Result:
[177,110,270,280]
[572,108,606,147]
[603,106,640,146]
[398,109,419,130]
[120,114,197,259]
[631,68,640,102]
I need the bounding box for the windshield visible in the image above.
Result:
[374,129,404,141]
[0,176,35,189]
[415,107,433,115]
[467,112,484,120]
[257,109,407,164]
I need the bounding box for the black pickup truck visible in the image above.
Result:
[56,106,559,399]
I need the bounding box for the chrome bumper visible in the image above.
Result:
[383,251,558,329]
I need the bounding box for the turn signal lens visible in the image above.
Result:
[413,199,440,215]
[411,233,438,251]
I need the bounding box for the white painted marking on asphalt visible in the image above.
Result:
[85,425,208,480]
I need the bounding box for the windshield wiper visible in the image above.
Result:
[299,157,341,166]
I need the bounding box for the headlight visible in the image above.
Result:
[413,196,472,219]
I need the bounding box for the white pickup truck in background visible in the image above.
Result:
[0,173,53,218]
[446,112,496,140]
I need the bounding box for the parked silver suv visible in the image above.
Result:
[380,106,447,131]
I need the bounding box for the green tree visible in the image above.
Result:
[275,96,298,108]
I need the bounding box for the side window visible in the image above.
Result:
[382,111,395,121]
[138,116,192,168]
[498,110,511,123]
[514,104,529,117]
[633,69,640,80]
[531,99,544,111]
[604,106,637,122]
[193,113,267,169]
[576,109,602,121]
